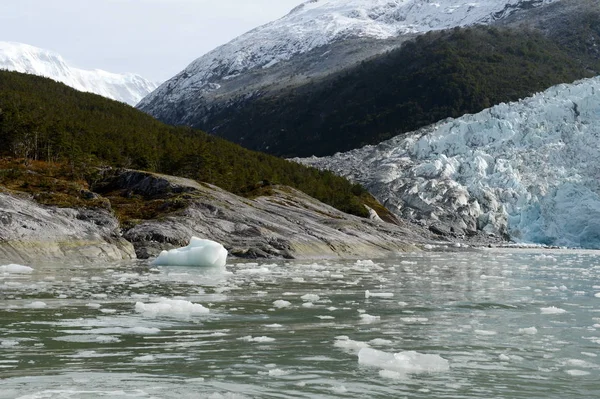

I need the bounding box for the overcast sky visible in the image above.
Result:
[0,0,302,82]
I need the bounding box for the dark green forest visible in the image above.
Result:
[204,24,600,157]
[0,70,372,217]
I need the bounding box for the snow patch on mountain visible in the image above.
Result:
[297,76,600,249]
[138,0,558,112]
[0,42,158,106]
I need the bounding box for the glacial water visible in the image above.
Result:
[1,249,599,399]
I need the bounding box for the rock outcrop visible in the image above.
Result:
[103,170,433,259]
[0,169,439,264]
[0,192,135,264]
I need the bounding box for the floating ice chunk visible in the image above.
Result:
[475,329,497,336]
[301,294,320,302]
[135,298,209,318]
[541,306,567,315]
[365,290,394,299]
[369,338,393,346]
[358,348,449,373]
[356,260,375,266]
[133,355,155,362]
[519,327,538,335]
[25,301,47,309]
[302,302,314,308]
[360,314,381,323]
[595,293,600,298]
[239,336,275,343]
[565,370,591,376]
[401,317,428,323]
[237,267,270,275]
[273,300,292,308]
[334,336,370,352]
[268,368,289,376]
[0,264,34,274]
[499,354,511,361]
[151,237,227,267]
[379,369,404,379]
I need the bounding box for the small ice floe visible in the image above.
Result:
[238,336,275,343]
[133,355,156,362]
[518,327,538,335]
[595,293,600,298]
[360,314,381,324]
[565,369,591,376]
[369,338,393,346]
[358,348,449,374]
[540,306,567,315]
[356,260,376,266]
[301,294,320,302]
[135,298,209,318]
[0,264,34,274]
[273,300,292,308]
[151,237,227,267]
[267,368,290,377]
[334,336,370,353]
[24,301,47,309]
[365,290,394,299]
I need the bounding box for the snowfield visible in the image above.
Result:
[297,76,600,249]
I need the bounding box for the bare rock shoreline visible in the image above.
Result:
[0,170,443,265]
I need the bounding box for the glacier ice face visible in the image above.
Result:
[138,0,557,114]
[0,42,158,106]
[152,237,228,267]
[297,76,600,249]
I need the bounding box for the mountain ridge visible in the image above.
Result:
[138,0,558,125]
[0,41,158,106]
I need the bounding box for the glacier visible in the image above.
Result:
[297,76,600,249]
[0,42,158,106]
[138,0,557,115]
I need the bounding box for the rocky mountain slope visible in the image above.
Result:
[138,0,558,130]
[297,76,600,249]
[0,42,158,105]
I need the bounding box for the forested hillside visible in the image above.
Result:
[0,70,373,217]
[203,23,600,157]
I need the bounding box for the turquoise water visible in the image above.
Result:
[1,249,599,398]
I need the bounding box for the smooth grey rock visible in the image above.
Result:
[107,171,435,260]
[0,192,135,264]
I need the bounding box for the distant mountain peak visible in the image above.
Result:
[0,42,158,106]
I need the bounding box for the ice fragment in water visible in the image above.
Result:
[365,290,394,299]
[540,306,567,314]
[358,348,449,373]
[0,264,33,274]
[152,237,227,267]
[273,300,292,308]
[135,298,209,318]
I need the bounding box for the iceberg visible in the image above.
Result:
[151,237,227,267]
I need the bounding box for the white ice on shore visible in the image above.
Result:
[358,348,449,374]
[152,237,228,267]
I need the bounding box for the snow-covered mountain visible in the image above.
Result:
[297,76,600,249]
[138,0,558,122]
[0,42,158,106]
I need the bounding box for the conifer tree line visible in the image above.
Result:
[0,70,370,217]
